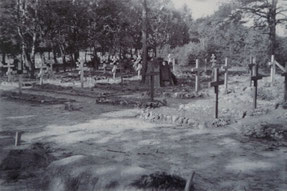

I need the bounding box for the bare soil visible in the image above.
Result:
[0,71,287,191]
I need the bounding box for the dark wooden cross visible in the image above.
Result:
[281,63,287,102]
[248,57,256,87]
[209,68,224,118]
[251,64,263,109]
[191,59,204,92]
[221,58,231,93]
[145,69,159,101]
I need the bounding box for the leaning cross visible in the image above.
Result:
[251,64,263,109]
[191,59,204,92]
[209,68,224,118]
[3,62,15,82]
[221,58,231,93]
[281,64,287,102]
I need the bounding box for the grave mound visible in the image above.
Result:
[0,143,55,183]
[243,124,287,141]
[131,172,187,191]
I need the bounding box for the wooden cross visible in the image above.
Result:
[145,70,159,101]
[39,64,48,85]
[77,60,88,88]
[191,59,204,92]
[3,62,15,82]
[221,58,231,93]
[251,64,263,109]
[281,63,287,102]
[209,68,224,118]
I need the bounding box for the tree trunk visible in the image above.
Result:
[29,31,37,79]
[2,53,6,64]
[269,0,277,56]
[141,0,148,83]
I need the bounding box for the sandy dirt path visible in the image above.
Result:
[1,95,287,190]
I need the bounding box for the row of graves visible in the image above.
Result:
[144,53,287,120]
[1,52,286,114]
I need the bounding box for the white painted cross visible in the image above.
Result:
[191,59,204,92]
[3,62,15,82]
[39,64,48,85]
[221,58,231,93]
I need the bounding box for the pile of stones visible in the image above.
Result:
[139,109,198,127]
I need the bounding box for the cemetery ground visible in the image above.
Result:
[0,69,287,191]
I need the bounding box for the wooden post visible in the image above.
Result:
[15,132,21,146]
[251,64,263,109]
[39,63,46,86]
[150,62,154,101]
[222,57,230,93]
[248,57,256,87]
[209,68,224,118]
[191,59,203,92]
[18,74,22,95]
[282,63,287,102]
[78,61,84,88]
[271,55,275,85]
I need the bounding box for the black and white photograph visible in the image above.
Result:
[0,0,287,190]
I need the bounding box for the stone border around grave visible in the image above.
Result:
[138,109,199,127]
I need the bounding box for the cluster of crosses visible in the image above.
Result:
[192,54,265,119]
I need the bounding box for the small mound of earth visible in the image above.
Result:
[0,142,55,183]
[131,172,186,191]
[243,124,287,141]
[33,84,73,91]
[0,91,74,104]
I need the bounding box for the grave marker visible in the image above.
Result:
[251,64,263,109]
[248,57,256,87]
[146,62,160,101]
[18,74,22,95]
[3,62,15,82]
[15,132,21,146]
[77,60,88,88]
[221,58,231,93]
[191,59,203,92]
[281,64,287,102]
[209,68,224,118]
[39,64,48,85]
